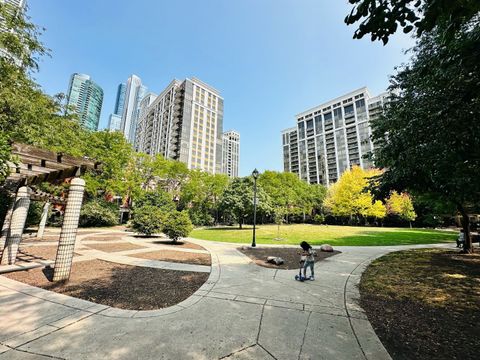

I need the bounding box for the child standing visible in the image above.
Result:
[300,241,315,280]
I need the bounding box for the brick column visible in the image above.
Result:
[0,196,14,258]
[53,178,85,282]
[1,187,31,265]
[36,201,51,239]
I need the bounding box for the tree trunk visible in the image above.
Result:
[458,204,472,253]
[239,217,243,229]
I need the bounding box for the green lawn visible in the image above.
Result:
[190,224,457,246]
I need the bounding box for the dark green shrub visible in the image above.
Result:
[79,199,118,227]
[313,214,325,225]
[134,190,175,212]
[162,211,193,242]
[129,205,164,236]
[188,208,214,226]
[26,201,44,228]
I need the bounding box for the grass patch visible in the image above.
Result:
[191,224,456,246]
[360,249,480,360]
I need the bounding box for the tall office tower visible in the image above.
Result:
[221,130,240,177]
[120,75,147,143]
[134,92,157,151]
[135,77,224,174]
[281,87,388,186]
[108,114,122,132]
[107,83,127,132]
[66,73,104,131]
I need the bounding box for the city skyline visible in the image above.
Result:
[28,1,414,176]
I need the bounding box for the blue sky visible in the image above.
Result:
[28,0,414,176]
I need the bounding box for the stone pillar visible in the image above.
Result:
[36,201,50,239]
[53,178,85,282]
[0,196,15,258]
[1,187,31,265]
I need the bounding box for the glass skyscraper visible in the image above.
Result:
[66,73,103,131]
[107,75,147,141]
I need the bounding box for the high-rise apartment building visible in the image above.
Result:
[282,87,388,185]
[66,73,103,131]
[120,75,147,143]
[0,0,27,61]
[135,77,224,174]
[222,130,240,177]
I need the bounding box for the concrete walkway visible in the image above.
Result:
[0,234,453,360]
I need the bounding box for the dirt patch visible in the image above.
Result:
[238,247,340,269]
[360,249,480,360]
[21,235,60,243]
[4,259,209,310]
[84,242,146,253]
[149,239,206,250]
[130,250,211,266]
[16,245,61,261]
[82,234,125,242]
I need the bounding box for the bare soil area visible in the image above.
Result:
[238,247,340,269]
[360,249,480,360]
[4,259,209,310]
[16,245,63,261]
[130,250,211,266]
[84,242,146,253]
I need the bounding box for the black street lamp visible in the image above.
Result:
[251,168,259,248]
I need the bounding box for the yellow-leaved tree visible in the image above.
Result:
[323,166,386,224]
[386,191,417,227]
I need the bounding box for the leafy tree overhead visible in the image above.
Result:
[370,22,480,252]
[345,0,480,44]
[324,166,386,223]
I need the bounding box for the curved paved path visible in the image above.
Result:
[0,233,453,360]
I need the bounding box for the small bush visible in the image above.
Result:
[313,214,325,225]
[129,205,164,236]
[26,201,44,228]
[80,199,118,227]
[162,211,193,242]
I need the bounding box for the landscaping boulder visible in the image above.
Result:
[320,244,334,252]
[266,256,284,265]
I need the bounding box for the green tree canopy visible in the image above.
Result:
[345,0,480,44]
[370,21,480,251]
[219,176,272,228]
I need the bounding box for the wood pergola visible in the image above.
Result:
[0,143,101,281]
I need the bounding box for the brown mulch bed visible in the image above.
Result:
[149,239,206,251]
[129,250,211,266]
[4,259,209,310]
[84,242,146,253]
[82,234,125,242]
[238,247,340,269]
[21,235,61,243]
[16,245,63,261]
[360,249,480,360]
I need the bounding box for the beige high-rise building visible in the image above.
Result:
[282,87,388,185]
[222,130,240,177]
[135,77,224,174]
